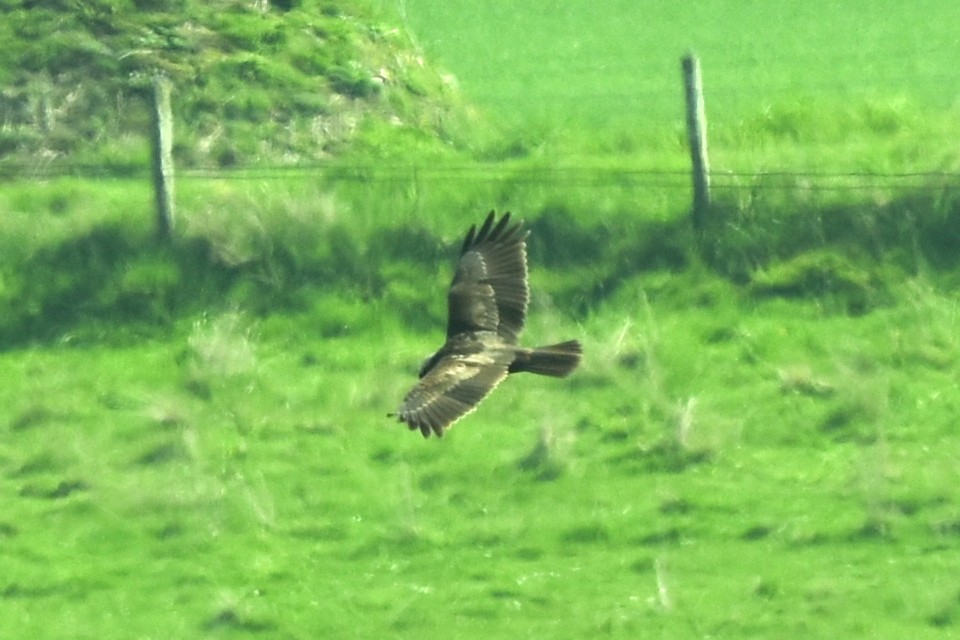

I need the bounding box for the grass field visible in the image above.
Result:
[396,0,960,126]
[4,271,960,637]
[3,2,960,638]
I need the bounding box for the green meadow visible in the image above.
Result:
[3,2,960,638]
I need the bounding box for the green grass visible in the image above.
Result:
[396,1,960,128]
[3,1,960,638]
[3,278,960,637]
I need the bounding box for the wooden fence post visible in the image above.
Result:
[681,53,710,229]
[150,75,175,240]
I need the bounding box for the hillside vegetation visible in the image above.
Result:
[0,0,474,171]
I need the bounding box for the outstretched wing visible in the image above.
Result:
[446,211,529,344]
[393,350,511,437]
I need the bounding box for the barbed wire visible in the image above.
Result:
[4,162,958,193]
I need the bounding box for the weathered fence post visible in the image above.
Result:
[681,53,710,229]
[150,75,175,240]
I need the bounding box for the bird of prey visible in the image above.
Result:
[391,211,582,438]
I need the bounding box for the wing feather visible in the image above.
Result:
[394,352,510,437]
[446,211,529,343]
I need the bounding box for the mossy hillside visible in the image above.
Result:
[0,0,478,171]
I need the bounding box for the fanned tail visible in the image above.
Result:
[509,340,582,377]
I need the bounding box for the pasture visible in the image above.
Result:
[2,1,960,638]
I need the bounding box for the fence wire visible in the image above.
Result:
[3,162,960,195]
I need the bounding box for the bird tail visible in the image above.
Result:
[510,340,582,377]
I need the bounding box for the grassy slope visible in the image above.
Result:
[398,0,960,125]
[0,0,476,170]
[3,2,960,639]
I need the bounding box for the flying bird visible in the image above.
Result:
[391,211,582,438]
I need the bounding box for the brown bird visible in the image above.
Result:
[391,211,582,438]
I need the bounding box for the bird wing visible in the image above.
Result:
[446,211,529,344]
[393,349,510,437]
